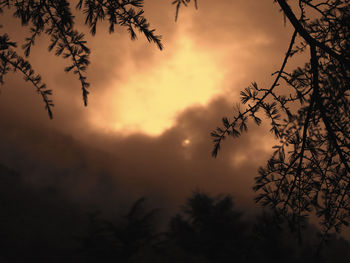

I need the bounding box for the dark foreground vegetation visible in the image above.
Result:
[1,164,350,263]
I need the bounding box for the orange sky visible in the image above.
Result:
[89,31,226,135]
[0,0,304,214]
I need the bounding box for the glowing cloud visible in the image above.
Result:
[91,34,225,136]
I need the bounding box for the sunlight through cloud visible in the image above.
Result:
[92,34,225,136]
[182,139,191,147]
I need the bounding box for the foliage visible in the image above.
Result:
[0,0,162,118]
[168,192,249,262]
[209,0,350,243]
[80,197,160,263]
[1,169,349,263]
[78,192,350,263]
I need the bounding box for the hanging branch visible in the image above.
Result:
[211,0,350,242]
[0,0,163,117]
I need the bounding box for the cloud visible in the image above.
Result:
[0,92,275,218]
[0,0,298,214]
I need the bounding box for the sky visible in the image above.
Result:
[0,0,305,216]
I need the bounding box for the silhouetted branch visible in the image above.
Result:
[173,0,198,22]
[43,1,90,106]
[0,47,53,118]
[0,0,163,115]
[277,0,350,67]
[211,30,298,157]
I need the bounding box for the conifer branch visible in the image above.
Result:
[0,47,53,118]
[0,0,163,114]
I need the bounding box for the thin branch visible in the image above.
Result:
[44,1,90,106]
[0,52,53,118]
[276,0,350,67]
[212,30,297,157]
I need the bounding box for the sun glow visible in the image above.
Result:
[182,139,191,147]
[91,34,225,136]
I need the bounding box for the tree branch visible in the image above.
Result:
[276,0,350,67]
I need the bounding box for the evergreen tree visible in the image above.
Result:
[169,191,249,262]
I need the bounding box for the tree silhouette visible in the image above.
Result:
[2,170,350,263]
[168,191,250,263]
[0,0,162,118]
[79,197,160,263]
[208,0,350,242]
[166,191,350,263]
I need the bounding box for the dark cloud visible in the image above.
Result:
[0,93,273,218]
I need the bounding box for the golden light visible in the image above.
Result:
[90,33,225,136]
[182,139,191,147]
